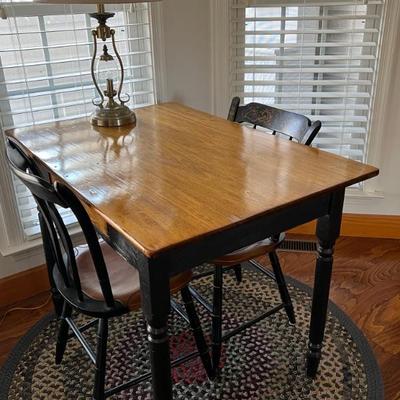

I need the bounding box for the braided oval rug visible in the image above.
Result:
[0,265,383,400]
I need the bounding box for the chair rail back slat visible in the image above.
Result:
[227,97,321,145]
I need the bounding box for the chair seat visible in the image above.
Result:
[213,233,285,266]
[76,241,192,311]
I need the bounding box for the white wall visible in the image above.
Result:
[160,0,212,113]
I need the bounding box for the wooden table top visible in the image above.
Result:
[7,103,379,257]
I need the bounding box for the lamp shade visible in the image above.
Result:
[32,0,160,3]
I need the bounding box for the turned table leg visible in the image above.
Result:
[306,189,344,378]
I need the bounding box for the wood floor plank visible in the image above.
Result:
[0,236,399,399]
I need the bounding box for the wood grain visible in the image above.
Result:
[290,213,400,239]
[6,103,378,258]
[0,236,398,398]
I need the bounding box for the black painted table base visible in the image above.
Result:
[97,189,346,399]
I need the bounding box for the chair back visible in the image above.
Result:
[227,97,321,146]
[5,138,122,315]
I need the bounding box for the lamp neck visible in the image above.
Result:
[97,4,105,14]
[90,5,115,41]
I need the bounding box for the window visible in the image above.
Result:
[0,2,156,238]
[230,0,385,162]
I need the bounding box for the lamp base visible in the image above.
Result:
[90,104,136,128]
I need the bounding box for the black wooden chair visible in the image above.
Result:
[5,138,212,399]
[190,97,322,375]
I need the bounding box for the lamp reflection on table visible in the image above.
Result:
[94,125,136,161]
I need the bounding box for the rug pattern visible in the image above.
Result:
[1,265,381,399]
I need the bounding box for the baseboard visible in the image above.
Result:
[289,213,400,239]
[0,264,49,310]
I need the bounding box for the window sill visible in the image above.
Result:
[345,187,384,200]
[0,226,84,260]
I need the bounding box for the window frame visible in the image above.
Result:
[0,1,165,258]
[211,0,395,200]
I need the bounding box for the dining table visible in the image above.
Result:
[6,102,379,399]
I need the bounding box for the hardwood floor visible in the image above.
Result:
[280,236,400,400]
[0,290,53,367]
[0,236,399,399]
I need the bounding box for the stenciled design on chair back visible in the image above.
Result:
[5,138,124,316]
[227,97,321,146]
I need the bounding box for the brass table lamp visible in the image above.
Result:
[33,0,160,127]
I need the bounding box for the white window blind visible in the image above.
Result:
[0,2,156,238]
[230,0,385,162]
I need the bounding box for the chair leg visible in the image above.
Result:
[93,318,108,400]
[268,250,296,324]
[180,286,214,379]
[233,264,242,283]
[211,265,223,375]
[55,301,72,365]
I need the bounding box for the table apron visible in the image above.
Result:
[103,190,335,276]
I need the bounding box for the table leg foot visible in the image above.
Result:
[306,343,321,378]
[147,323,172,400]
